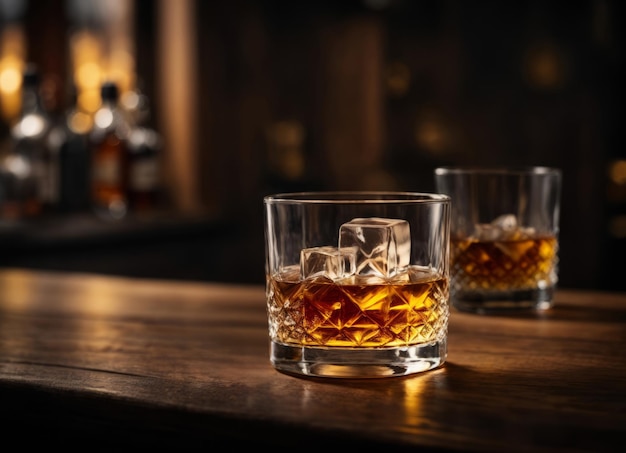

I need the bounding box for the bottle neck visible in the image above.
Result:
[21,86,45,116]
[92,97,130,139]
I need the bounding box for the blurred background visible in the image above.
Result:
[0,0,623,290]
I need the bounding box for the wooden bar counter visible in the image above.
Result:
[1,268,624,451]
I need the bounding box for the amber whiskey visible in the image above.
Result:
[267,265,449,348]
[451,235,558,292]
[90,82,130,218]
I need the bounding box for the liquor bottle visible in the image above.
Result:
[125,89,162,214]
[8,65,55,216]
[0,138,40,221]
[89,81,130,219]
[127,126,162,213]
[53,86,92,214]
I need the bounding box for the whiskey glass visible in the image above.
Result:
[263,191,450,378]
[434,167,561,314]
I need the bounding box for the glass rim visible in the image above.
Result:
[434,166,561,176]
[264,191,450,204]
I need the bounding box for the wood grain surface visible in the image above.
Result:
[1,269,624,452]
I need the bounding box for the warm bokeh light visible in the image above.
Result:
[266,120,305,180]
[68,109,93,134]
[3,153,29,179]
[386,61,411,97]
[609,160,626,185]
[78,87,102,114]
[523,42,565,90]
[70,30,105,113]
[76,61,102,89]
[607,160,626,203]
[414,111,448,155]
[69,16,136,117]
[120,89,140,111]
[0,25,26,122]
[14,113,46,138]
[94,108,114,129]
[0,63,21,93]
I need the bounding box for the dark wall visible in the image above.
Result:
[189,0,624,291]
[2,0,623,291]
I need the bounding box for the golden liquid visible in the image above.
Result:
[450,235,558,291]
[267,265,449,348]
[91,133,128,209]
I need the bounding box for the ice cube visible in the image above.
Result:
[492,214,518,230]
[300,246,357,280]
[468,214,543,259]
[475,214,526,241]
[339,217,411,278]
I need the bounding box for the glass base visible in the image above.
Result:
[451,286,555,314]
[270,339,446,379]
